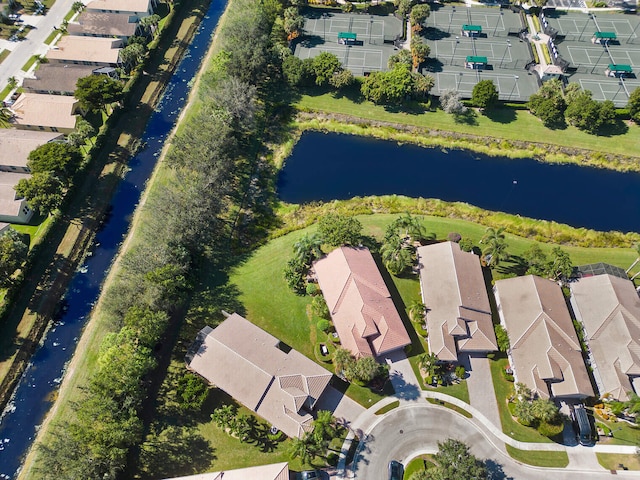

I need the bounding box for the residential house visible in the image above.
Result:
[46,36,123,67]
[416,241,498,362]
[494,275,593,400]
[163,463,289,480]
[85,0,156,21]
[313,246,411,359]
[0,172,33,223]
[22,64,97,96]
[186,313,333,439]
[10,93,79,134]
[570,273,640,401]
[67,12,139,40]
[0,130,64,173]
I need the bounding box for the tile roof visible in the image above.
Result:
[313,246,411,358]
[0,130,63,169]
[86,0,152,13]
[570,274,640,401]
[22,64,97,95]
[186,314,332,438]
[67,12,138,37]
[495,275,593,399]
[46,36,122,65]
[417,241,497,362]
[10,93,78,130]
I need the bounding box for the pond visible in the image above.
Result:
[277,132,640,233]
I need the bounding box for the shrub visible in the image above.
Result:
[312,295,330,319]
[447,232,462,243]
[306,283,319,296]
[455,365,466,379]
[317,319,331,333]
[327,452,339,466]
[459,238,474,252]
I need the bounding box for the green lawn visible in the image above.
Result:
[45,29,61,45]
[596,453,640,471]
[11,215,53,248]
[489,355,552,443]
[296,92,640,158]
[0,49,9,64]
[375,400,400,415]
[21,55,40,72]
[595,414,640,446]
[426,397,472,418]
[505,445,569,467]
[403,455,435,479]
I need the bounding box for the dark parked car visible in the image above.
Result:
[388,460,404,480]
[297,470,322,480]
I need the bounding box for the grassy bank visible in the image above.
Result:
[596,453,640,471]
[296,92,640,161]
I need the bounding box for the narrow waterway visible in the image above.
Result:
[0,1,227,477]
[278,132,640,233]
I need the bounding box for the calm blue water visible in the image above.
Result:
[0,1,227,477]
[278,132,640,233]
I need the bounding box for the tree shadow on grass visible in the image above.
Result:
[496,255,528,277]
[453,109,479,125]
[597,118,629,137]
[484,106,517,124]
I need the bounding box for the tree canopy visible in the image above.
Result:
[428,439,488,480]
[361,63,414,105]
[27,142,82,184]
[75,75,124,112]
[471,80,498,110]
[0,229,28,287]
[317,213,363,247]
[628,87,640,124]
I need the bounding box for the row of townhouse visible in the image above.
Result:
[1,0,157,224]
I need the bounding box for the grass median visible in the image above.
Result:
[505,445,569,467]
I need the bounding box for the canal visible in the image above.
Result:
[0,1,227,477]
[278,132,640,234]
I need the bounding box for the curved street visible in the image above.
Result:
[348,403,640,480]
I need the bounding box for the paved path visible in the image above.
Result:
[0,0,79,96]
[463,353,502,432]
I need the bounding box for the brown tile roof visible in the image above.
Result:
[164,462,290,480]
[494,275,593,399]
[0,171,30,217]
[10,93,78,130]
[86,0,152,13]
[46,37,122,65]
[0,130,63,169]
[417,241,498,362]
[22,64,97,95]
[186,314,332,438]
[570,274,640,401]
[67,12,138,37]
[313,246,411,358]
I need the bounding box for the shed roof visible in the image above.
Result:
[0,171,30,217]
[571,274,640,401]
[417,241,497,362]
[462,24,482,31]
[10,93,78,130]
[67,12,138,37]
[22,64,97,94]
[607,64,632,72]
[466,56,488,64]
[0,130,63,168]
[46,36,122,64]
[594,31,617,39]
[313,246,411,358]
[495,275,593,400]
[186,314,332,438]
[338,32,357,40]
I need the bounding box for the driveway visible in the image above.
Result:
[462,353,502,430]
[350,404,625,480]
[383,349,422,402]
[315,386,365,429]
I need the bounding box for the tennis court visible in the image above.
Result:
[433,37,517,67]
[565,44,640,69]
[426,6,524,38]
[302,12,402,45]
[571,74,640,106]
[433,68,540,101]
[544,10,640,43]
[297,44,385,71]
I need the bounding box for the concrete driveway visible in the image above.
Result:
[315,386,365,429]
[349,404,629,480]
[462,353,502,430]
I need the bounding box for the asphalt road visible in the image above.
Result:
[351,404,640,480]
[0,0,78,92]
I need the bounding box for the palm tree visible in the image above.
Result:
[407,300,426,324]
[0,106,13,127]
[531,398,559,423]
[333,348,353,375]
[293,232,323,266]
[417,352,439,378]
[381,236,413,276]
[140,14,161,37]
[481,226,509,267]
[549,246,573,282]
[312,410,336,447]
[288,434,317,465]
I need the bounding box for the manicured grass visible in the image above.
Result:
[0,49,9,64]
[296,92,640,158]
[489,355,552,443]
[505,445,569,467]
[404,455,435,479]
[596,453,640,471]
[594,414,640,446]
[44,30,61,45]
[11,215,53,248]
[64,8,77,21]
[426,397,472,418]
[375,400,400,415]
[21,55,39,72]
